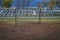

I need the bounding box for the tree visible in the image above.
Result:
[56,0,60,8]
[2,0,13,8]
[15,0,22,9]
[16,0,32,9]
[48,0,56,10]
[15,0,32,27]
[16,0,32,16]
[22,0,32,16]
[43,0,47,7]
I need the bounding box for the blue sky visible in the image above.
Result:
[12,0,50,7]
[0,0,2,6]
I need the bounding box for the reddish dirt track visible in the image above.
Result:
[0,22,60,40]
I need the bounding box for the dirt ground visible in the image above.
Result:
[0,22,60,40]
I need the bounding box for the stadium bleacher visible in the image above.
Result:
[0,7,60,17]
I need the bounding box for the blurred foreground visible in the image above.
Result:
[0,22,60,40]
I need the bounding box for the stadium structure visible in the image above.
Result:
[0,7,60,17]
[0,0,60,17]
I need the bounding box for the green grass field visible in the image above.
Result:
[0,17,60,24]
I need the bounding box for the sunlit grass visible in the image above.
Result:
[0,18,15,24]
[0,17,60,24]
[41,18,60,23]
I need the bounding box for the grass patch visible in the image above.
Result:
[41,18,60,23]
[0,18,60,24]
[0,18,15,24]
